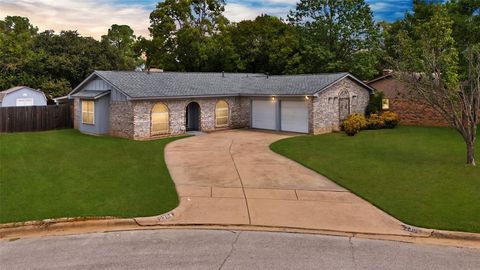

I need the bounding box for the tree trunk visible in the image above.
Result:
[466,141,476,166]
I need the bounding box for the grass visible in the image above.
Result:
[0,129,183,224]
[271,126,480,233]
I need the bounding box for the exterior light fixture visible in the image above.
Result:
[271,96,276,102]
[305,96,310,100]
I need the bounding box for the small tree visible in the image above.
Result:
[395,6,479,166]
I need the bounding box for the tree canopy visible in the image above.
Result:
[1,0,478,99]
[0,17,139,97]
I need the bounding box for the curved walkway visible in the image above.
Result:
[140,129,415,236]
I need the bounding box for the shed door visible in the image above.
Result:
[281,101,309,133]
[16,98,34,106]
[252,100,276,130]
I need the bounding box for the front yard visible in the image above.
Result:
[271,126,480,233]
[0,130,182,223]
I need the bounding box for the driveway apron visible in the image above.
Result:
[154,129,411,236]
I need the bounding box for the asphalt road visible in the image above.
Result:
[1,229,479,270]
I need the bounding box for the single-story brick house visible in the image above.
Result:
[367,71,449,127]
[68,71,373,139]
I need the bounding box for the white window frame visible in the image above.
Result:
[16,98,34,106]
[215,100,229,127]
[82,100,95,125]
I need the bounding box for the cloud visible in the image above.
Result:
[0,0,152,39]
[0,0,417,39]
[224,1,292,22]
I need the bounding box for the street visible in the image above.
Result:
[1,229,479,270]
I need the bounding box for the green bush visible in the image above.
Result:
[367,113,384,129]
[381,111,400,128]
[343,114,367,136]
[366,91,384,115]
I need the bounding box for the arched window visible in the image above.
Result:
[215,100,229,127]
[151,103,169,134]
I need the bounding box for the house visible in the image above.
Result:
[367,71,448,127]
[0,86,47,107]
[68,71,374,139]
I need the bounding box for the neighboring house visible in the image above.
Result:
[368,71,449,127]
[68,71,374,139]
[0,86,47,107]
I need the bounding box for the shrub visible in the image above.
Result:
[381,111,400,128]
[367,113,384,129]
[343,114,367,136]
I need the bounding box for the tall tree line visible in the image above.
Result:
[1,0,478,99]
[0,17,139,98]
[142,0,383,80]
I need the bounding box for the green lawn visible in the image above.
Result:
[271,126,480,233]
[0,129,182,224]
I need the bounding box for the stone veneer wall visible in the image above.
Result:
[73,98,80,129]
[132,96,250,140]
[110,101,135,138]
[311,78,370,134]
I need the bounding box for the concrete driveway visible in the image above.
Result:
[140,129,414,236]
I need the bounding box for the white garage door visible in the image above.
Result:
[281,101,309,133]
[252,100,277,130]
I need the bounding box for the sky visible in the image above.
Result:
[0,0,413,39]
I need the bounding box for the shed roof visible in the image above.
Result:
[0,86,45,102]
[71,71,374,99]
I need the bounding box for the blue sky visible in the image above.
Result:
[0,0,414,38]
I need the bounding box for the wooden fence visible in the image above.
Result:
[0,104,72,133]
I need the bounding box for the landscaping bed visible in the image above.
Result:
[0,130,182,223]
[271,126,480,233]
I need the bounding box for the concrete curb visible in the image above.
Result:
[1,215,479,249]
[430,229,480,242]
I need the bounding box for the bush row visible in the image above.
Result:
[343,111,399,136]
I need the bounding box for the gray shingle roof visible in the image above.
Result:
[74,71,373,99]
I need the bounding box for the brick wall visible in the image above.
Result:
[390,99,449,127]
[110,101,134,138]
[131,97,250,140]
[312,78,370,134]
[369,76,449,127]
[73,98,80,129]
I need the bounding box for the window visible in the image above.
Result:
[151,103,169,134]
[82,100,94,124]
[382,99,390,110]
[215,100,229,127]
[16,98,34,106]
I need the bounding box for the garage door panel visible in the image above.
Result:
[252,100,276,130]
[281,101,308,133]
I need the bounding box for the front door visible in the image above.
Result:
[339,98,350,122]
[186,102,200,131]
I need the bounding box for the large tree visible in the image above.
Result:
[230,15,300,74]
[101,24,139,69]
[394,5,479,166]
[147,0,229,71]
[0,16,138,97]
[288,0,382,80]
